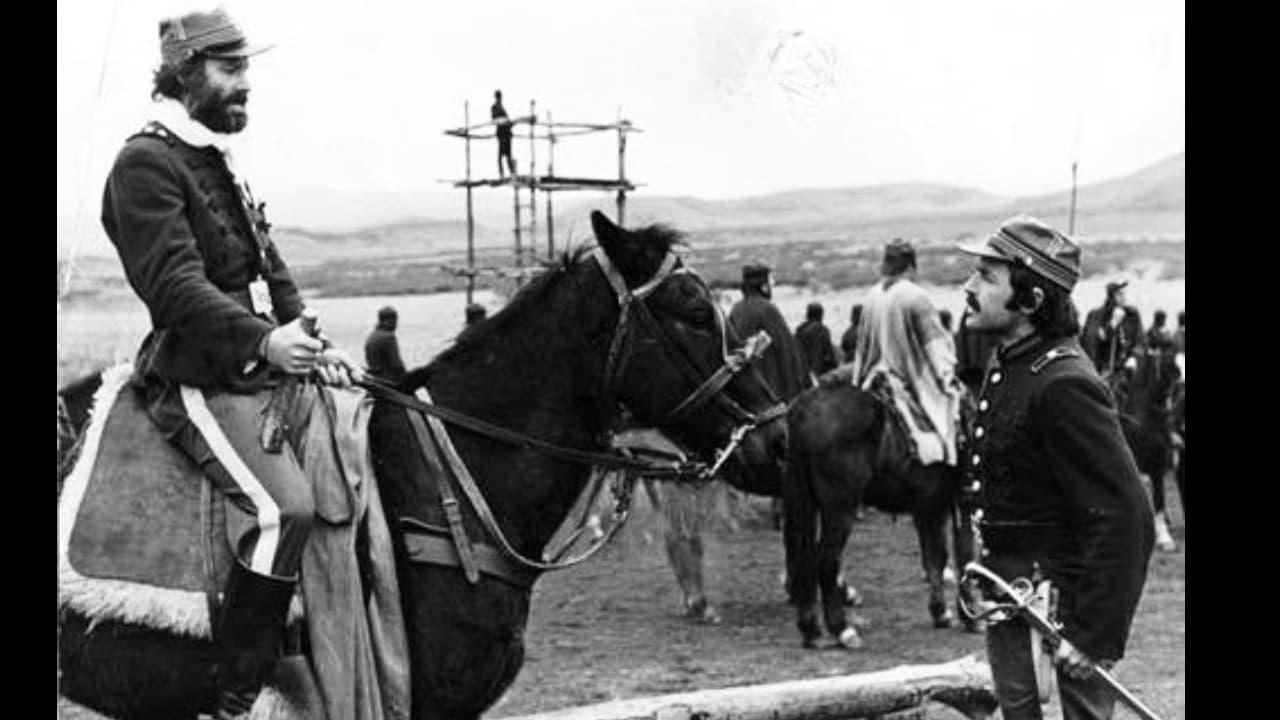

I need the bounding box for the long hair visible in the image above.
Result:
[151,59,205,102]
[1005,263,1079,340]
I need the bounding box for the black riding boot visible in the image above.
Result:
[211,562,297,719]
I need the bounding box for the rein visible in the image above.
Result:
[358,376,704,480]
[360,247,782,587]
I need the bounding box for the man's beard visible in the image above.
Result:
[187,83,249,134]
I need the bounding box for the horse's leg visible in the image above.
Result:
[817,504,861,648]
[1175,446,1186,530]
[912,470,953,629]
[782,450,822,648]
[1148,469,1177,552]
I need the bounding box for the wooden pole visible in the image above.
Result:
[529,99,538,262]
[497,656,997,720]
[1068,161,1079,235]
[465,101,475,305]
[616,106,627,226]
[546,110,555,259]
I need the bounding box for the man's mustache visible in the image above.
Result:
[966,293,980,312]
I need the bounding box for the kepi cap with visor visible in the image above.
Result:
[160,7,273,67]
[956,215,1081,292]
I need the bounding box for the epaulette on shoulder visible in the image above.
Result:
[1031,346,1079,374]
[127,122,176,146]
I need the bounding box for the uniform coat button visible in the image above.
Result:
[991,372,1003,384]
[969,481,981,492]
[981,549,991,558]
[978,399,989,411]
[971,455,981,466]
[974,426,985,439]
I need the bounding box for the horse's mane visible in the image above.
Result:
[401,223,685,391]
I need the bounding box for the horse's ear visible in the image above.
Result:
[591,210,622,253]
[591,209,637,278]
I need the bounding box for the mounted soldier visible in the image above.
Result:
[849,239,963,469]
[98,8,364,717]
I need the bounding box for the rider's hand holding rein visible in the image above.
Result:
[261,316,324,375]
[316,347,365,387]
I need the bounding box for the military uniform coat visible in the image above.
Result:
[969,332,1155,662]
[101,121,302,393]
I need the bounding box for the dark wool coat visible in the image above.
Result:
[101,122,303,393]
[794,320,838,376]
[728,292,811,401]
[969,332,1155,662]
[364,326,407,383]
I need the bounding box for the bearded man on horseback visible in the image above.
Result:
[956,216,1154,720]
[99,9,362,717]
[849,239,963,468]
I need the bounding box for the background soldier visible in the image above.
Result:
[728,262,811,400]
[794,301,838,379]
[957,215,1154,720]
[364,305,407,383]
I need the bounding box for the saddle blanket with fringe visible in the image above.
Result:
[57,363,410,720]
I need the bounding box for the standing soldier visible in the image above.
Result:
[839,303,863,364]
[794,301,839,379]
[956,216,1154,720]
[100,9,362,717]
[364,305,407,383]
[728,262,811,401]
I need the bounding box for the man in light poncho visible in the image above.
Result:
[849,239,962,467]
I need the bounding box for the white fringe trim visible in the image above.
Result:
[56,363,304,638]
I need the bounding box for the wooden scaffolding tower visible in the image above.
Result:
[443,99,640,304]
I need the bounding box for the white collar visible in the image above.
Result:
[152,99,236,159]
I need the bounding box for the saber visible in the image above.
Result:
[962,562,1164,720]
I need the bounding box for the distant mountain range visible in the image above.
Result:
[264,151,1183,265]
[58,152,1183,295]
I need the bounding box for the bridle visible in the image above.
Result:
[358,247,786,586]
[591,247,788,476]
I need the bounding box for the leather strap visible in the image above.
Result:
[403,407,480,583]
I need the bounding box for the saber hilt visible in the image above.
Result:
[961,562,1165,720]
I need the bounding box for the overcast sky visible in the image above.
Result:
[58,0,1184,256]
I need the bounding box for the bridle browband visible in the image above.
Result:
[358,247,786,587]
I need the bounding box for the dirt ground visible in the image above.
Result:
[59,484,1185,720]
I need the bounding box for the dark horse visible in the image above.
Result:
[1113,349,1184,550]
[57,210,787,720]
[781,370,978,649]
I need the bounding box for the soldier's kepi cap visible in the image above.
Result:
[160,7,274,67]
[956,215,1082,292]
[741,262,771,281]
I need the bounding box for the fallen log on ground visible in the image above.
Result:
[496,655,998,720]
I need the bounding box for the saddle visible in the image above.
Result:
[863,371,920,478]
[58,364,353,638]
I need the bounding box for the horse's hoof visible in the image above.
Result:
[684,598,722,624]
[836,627,863,650]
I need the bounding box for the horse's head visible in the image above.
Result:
[584,210,786,468]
